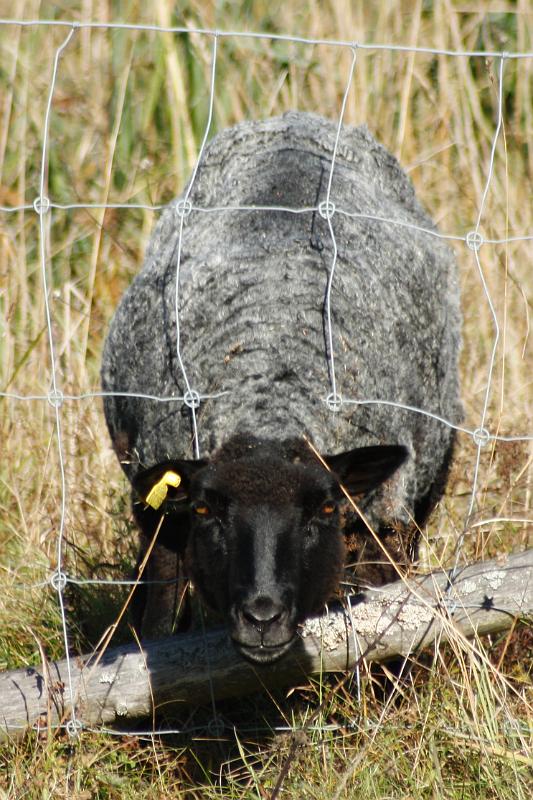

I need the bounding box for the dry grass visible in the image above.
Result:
[0,0,532,797]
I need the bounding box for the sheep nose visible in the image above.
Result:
[241,596,285,631]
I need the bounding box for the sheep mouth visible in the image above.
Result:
[232,637,296,664]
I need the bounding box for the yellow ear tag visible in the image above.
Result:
[145,470,182,510]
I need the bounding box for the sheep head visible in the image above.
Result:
[134,438,407,664]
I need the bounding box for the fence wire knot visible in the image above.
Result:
[183,389,201,410]
[50,570,68,592]
[206,715,226,737]
[326,392,343,412]
[318,200,336,220]
[175,199,193,218]
[440,595,458,615]
[47,389,65,409]
[466,230,484,251]
[33,195,50,215]
[65,718,83,739]
[473,427,491,447]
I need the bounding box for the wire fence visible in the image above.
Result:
[0,18,532,742]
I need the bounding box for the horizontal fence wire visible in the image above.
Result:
[0,17,532,58]
[0,17,532,740]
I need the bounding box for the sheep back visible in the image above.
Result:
[101,111,461,529]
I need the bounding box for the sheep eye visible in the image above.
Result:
[320,501,336,516]
[193,503,211,517]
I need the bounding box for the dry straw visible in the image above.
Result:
[0,17,531,741]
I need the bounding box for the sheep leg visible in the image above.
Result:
[130,502,190,639]
[136,540,189,639]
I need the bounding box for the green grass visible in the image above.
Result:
[0,0,532,797]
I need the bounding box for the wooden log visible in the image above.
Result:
[1,548,532,740]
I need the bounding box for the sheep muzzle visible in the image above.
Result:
[230,593,297,663]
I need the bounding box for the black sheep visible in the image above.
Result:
[101,112,461,663]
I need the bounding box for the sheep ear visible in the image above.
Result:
[324,445,408,497]
[133,459,207,510]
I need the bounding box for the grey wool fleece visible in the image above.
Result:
[101,111,462,532]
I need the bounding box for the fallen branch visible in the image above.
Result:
[1,548,532,740]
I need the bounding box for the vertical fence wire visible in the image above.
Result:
[449,54,507,586]
[173,32,219,460]
[322,45,358,408]
[35,24,80,735]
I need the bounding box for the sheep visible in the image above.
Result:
[101,111,461,663]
